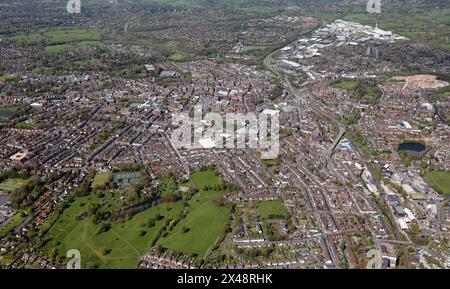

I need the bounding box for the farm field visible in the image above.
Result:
[157,169,230,258]
[258,200,290,220]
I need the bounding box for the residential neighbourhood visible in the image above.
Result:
[0,0,449,271]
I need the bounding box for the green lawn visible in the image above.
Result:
[0,105,22,122]
[0,178,29,192]
[91,172,112,189]
[0,256,14,265]
[9,28,102,45]
[258,200,289,220]
[46,29,101,43]
[261,157,281,167]
[0,74,17,84]
[43,168,230,266]
[14,121,37,129]
[42,195,184,269]
[44,44,75,54]
[0,213,24,237]
[77,40,103,46]
[44,41,104,54]
[169,53,190,62]
[8,28,104,54]
[157,169,230,258]
[425,171,450,195]
[333,79,358,90]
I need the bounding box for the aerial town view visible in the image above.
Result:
[0,0,449,274]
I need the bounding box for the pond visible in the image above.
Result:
[398,142,426,153]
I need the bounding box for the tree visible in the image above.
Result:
[96,222,111,235]
[125,188,138,204]
[99,248,111,256]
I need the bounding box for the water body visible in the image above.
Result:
[398,142,426,153]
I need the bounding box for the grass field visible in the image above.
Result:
[169,53,190,62]
[14,120,37,129]
[0,105,22,122]
[42,168,230,266]
[157,169,230,258]
[8,28,104,54]
[0,178,29,192]
[0,256,14,265]
[258,200,289,220]
[91,172,112,189]
[425,171,450,196]
[261,157,281,167]
[0,213,24,237]
[333,79,358,90]
[0,74,18,84]
[44,44,75,54]
[9,28,102,45]
[44,41,105,54]
[42,195,184,269]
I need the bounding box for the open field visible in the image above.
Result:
[169,53,190,62]
[8,28,102,45]
[0,178,29,192]
[44,41,105,54]
[258,200,290,220]
[0,256,14,265]
[157,169,230,258]
[42,194,184,269]
[333,79,358,90]
[44,44,75,54]
[91,172,112,189]
[425,171,450,195]
[0,105,22,122]
[14,120,38,129]
[261,157,281,167]
[0,74,18,84]
[8,28,104,54]
[0,213,24,237]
